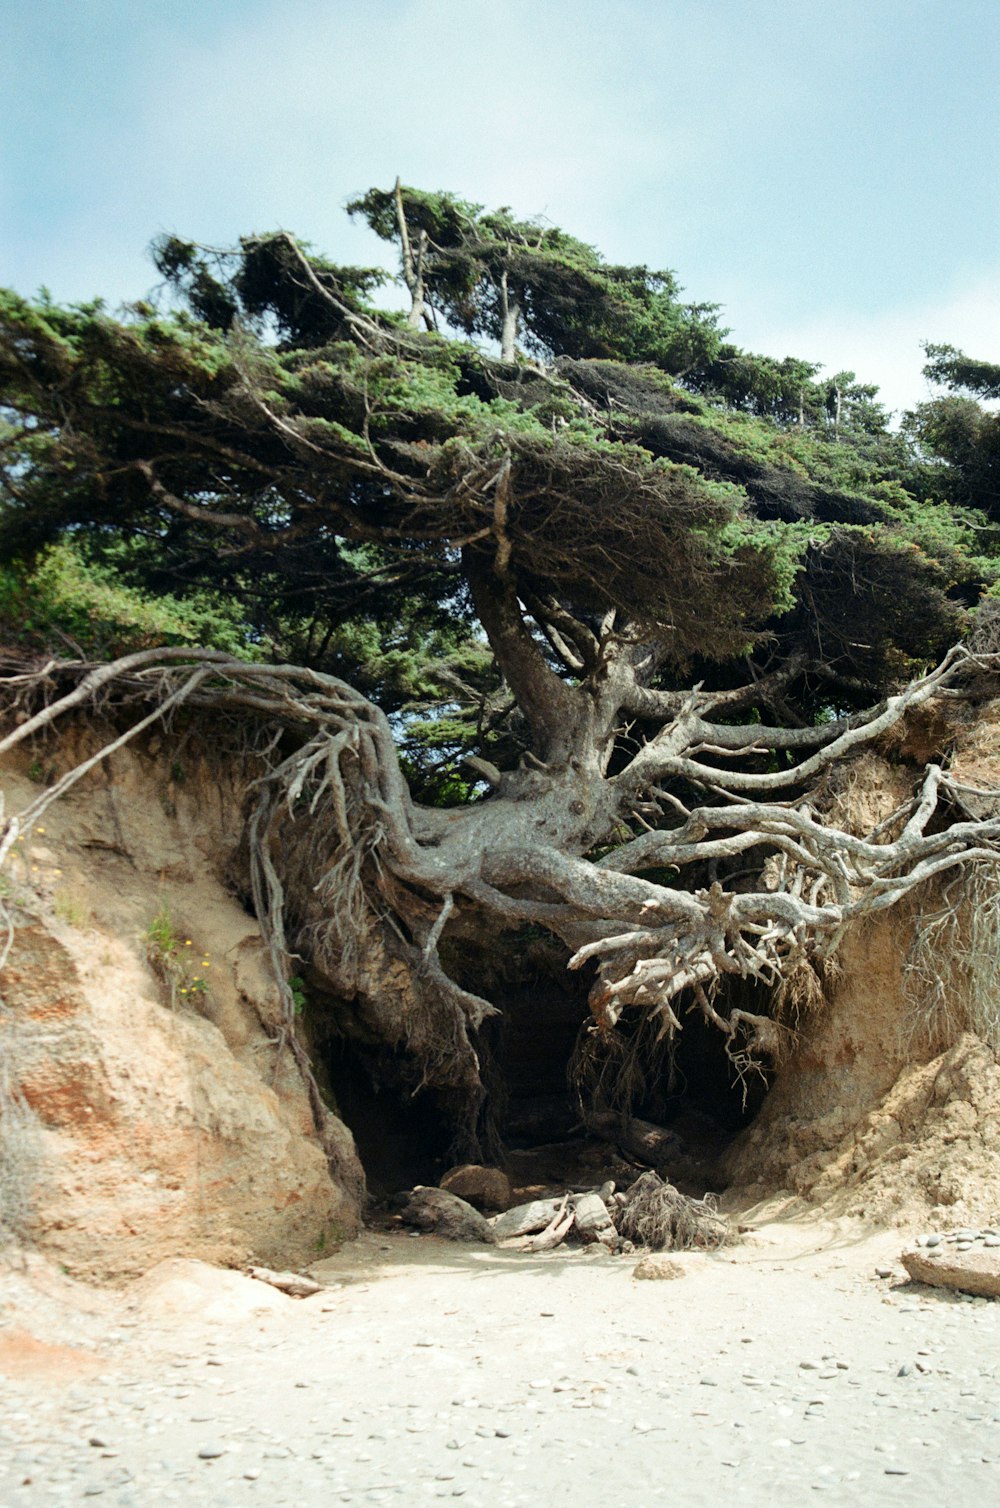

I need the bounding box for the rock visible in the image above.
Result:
[400,1187,496,1243]
[633,1255,685,1280]
[439,1165,512,1212]
[131,1259,290,1323]
[901,1246,1000,1298]
[197,1444,226,1460]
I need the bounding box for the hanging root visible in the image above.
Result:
[771,956,832,1026]
[568,1012,675,1124]
[614,1170,728,1251]
[902,863,1000,1055]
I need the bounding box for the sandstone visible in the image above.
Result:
[0,736,365,1281]
[439,1164,512,1212]
[900,1247,1000,1299]
[632,1255,685,1281]
[131,1259,289,1322]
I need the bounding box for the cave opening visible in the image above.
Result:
[304,930,774,1200]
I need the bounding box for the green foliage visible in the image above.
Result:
[3,184,1000,767]
[145,905,211,1011]
[0,541,256,658]
[349,182,723,372]
[288,975,307,1016]
[922,343,1000,402]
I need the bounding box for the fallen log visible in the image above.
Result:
[247,1266,323,1298]
[490,1198,564,1243]
[518,1196,576,1253]
[587,1112,682,1166]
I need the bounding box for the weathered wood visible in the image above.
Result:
[517,1196,575,1253]
[490,1198,563,1243]
[247,1266,323,1298]
[572,1191,618,1248]
[587,1112,682,1166]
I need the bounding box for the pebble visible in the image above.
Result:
[196,1444,226,1459]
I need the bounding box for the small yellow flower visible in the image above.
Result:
[35,827,45,834]
[201,960,210,967]
[180,987,188,994]
[184,939,192,946]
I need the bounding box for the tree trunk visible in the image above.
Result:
[394,177,427,330]
[498,269,520,362]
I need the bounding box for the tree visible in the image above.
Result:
[906,343,1000,519]
[3,193,1000,1154]
[348,182,723,370]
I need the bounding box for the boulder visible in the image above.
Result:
[439,1163,512,1212]
[901,1246,1000,1298]
[401,1187,496,1243]
[130,1258,290,1323]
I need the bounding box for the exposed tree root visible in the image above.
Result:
[2,643,1000,1155]
[613,1171,728,1252]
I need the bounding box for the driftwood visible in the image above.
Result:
[491,1187,620,1252]
[520,1196,576,1253]
[247,1265,323,1298]
[490,1198,564,1243]
[572,1191,620,1248]
[614,1171,728,1251]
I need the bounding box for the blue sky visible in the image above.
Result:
[3,0,998,414]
